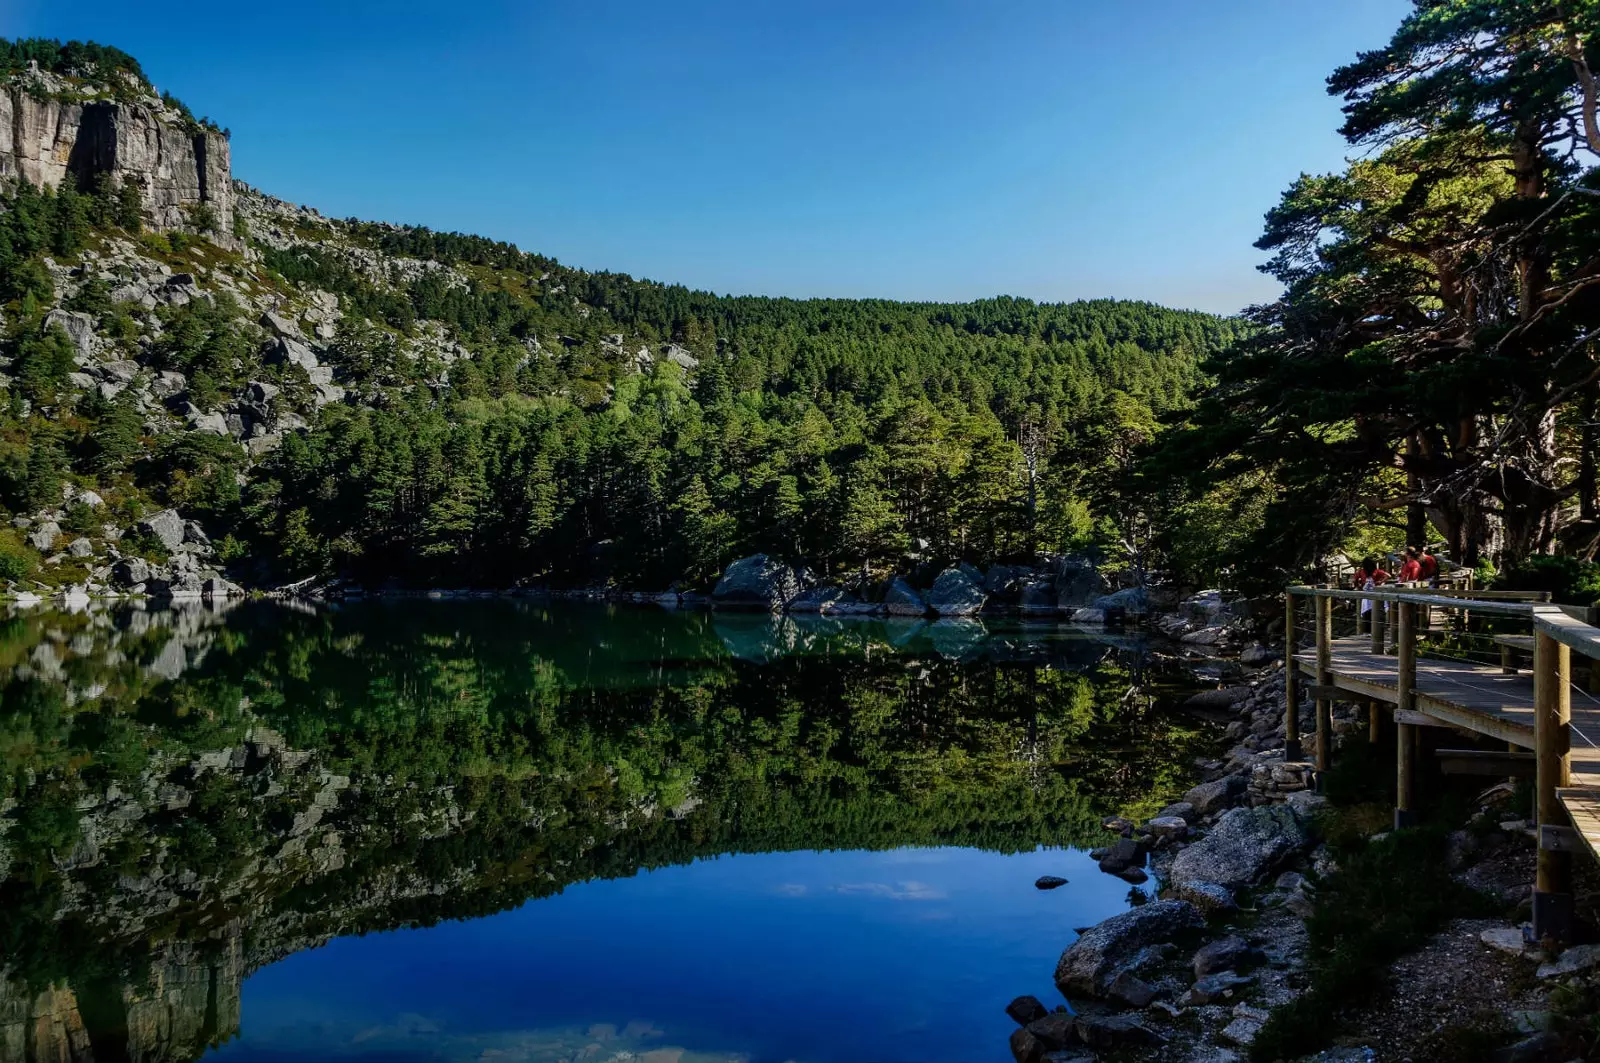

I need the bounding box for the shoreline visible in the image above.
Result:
[1005,652,1600,1062]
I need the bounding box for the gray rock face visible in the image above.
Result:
[926,567,988,616]
[882,577,928,616]
[66,537,95,558]
[112,557,151,587]
[147,572,204,599]
[26,521,59,551]
[43,309,98,362]
[1184,774,1247,816]
[1054,900,1203,998]
[0,81,234,236]
[711,554,801,611]
[1173,880,1239,915]
[1169,805,1312,895]
[1053,557,1106,608]
[1093,586,1149,616]
[138,509,187,552]
[1192,935,1259,977]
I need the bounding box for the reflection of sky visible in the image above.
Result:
[210,846,1138,1063]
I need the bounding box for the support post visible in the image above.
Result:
[1284,592,1302,762]
[1368,699,1382,744]
[1395,601,1417,829]
[1316,593,1333,776]
[1370,597,1385,655]
[1533,627,1574,941]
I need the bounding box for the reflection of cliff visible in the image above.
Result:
[0,931,241,1063]
[0,601,1209,1061]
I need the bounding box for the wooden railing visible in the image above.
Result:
[1284,583,1584,939]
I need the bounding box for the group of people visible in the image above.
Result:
[1354,546,1441,590]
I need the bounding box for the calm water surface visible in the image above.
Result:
[0,600,1212,1063]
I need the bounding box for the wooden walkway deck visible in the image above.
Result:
[1294,637,1600,793]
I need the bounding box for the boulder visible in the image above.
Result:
[1053,900,1203,998]
[786,585,854,613]
[1107,971,1158,1008]
[1023,1013,1079,1050]
[1182,686,1252,710]
[138,509,187,552]
[26,521,59,551]
[65,537,94,558]
[246,380,281,404]
[711,554,802,612]
[1183,971,1255,1006]
[1069,607,1105,624]
[112,557,151,587]
[1053,557,1106,608]
[1184,774,1247,816]
[1173,880,1239,916]
[201,576,242,599]
[926,566,988,616]
[1169,805,1312,895]
[1017,579,1058,615]
[1097,837,1146,874]
[1008,1028,1043,1063]
[882,577,928,616]
[1537,943,1600,980]
[1035,875,1069,890]
[1192,935,1260,978]
[1093,586,1149,616]
[1005,995,1049,1026]
[147,572,204,599]
[43,309,97,362]
[1241,643,1277,666]
[1074,1013,1161,1049]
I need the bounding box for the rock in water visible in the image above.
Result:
[1169,805,1311,895]
[1054,900,1202,998]
[710,554,801,611]
[1184,775,1247,816]
[1005,995,1049,1025]
[1034,875,1069,890]
[926,566,988,616]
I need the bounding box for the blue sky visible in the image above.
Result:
[6,1,1409,313]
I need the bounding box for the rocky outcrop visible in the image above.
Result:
[926,566,987,616]
[711,554,801,611]
[0,71,234,237]
[1053,900,1203,998]
[881,577,928,616]
[1168,805,1312,896]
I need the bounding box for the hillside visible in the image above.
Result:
[0,38,1246,597]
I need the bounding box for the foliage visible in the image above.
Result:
[1496,554,1600,605]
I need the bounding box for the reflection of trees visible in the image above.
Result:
[0,601,1211,1056]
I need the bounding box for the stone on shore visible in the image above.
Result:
[926,566,988,616]
[1169,804,1311,896]
[711,554,801,611]
[1005,995,1049,1026]
[882,577,928,616]
[1054,900,1203,998]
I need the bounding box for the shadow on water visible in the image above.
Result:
[0,599,1213,1063]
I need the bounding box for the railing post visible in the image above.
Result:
[1284,590,1302,762]
[1316,591,1333,775]
[1395,601,1417,829]
[1533,624,1573,941]
[1370,595,1385,655]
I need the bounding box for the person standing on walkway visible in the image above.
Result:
[1399,548,1422,584]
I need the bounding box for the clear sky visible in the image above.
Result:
[5,0,1409,313]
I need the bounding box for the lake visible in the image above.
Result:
[0,599,1214,1063]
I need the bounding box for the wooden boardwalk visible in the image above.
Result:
[1293,636,1600,791]
[1287,586,1600,939]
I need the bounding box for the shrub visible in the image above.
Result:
[1495,555,1600,605]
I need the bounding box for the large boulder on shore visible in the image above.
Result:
[786,585,854,613]
[137,509,187,552]
[1052,556,1106,609]
[1054,900,1203,999]
[882,577,929,616]
[711,554,801,612]
[1094,586,1149,616]
[1169,804,1311,896]
[926,567,987,616]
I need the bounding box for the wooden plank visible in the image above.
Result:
[1558,788,1600,862]
[1395,709,1454,728]
[1293,586,1536,616]
[1494,635,1536,651]
[1436,749,1537,778]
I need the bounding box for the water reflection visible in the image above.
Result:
[0,600,1208,1063]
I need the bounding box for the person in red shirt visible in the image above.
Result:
[1360,558,1391,587]
[1399,548,1423,583]
[1417,549,1439,585]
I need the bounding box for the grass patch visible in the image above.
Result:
[1410,1011,1516,1063]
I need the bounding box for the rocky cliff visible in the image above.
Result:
[0,67,232,236]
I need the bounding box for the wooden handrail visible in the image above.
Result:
[1533,605,1600,661]
[1288,585,1537,616]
